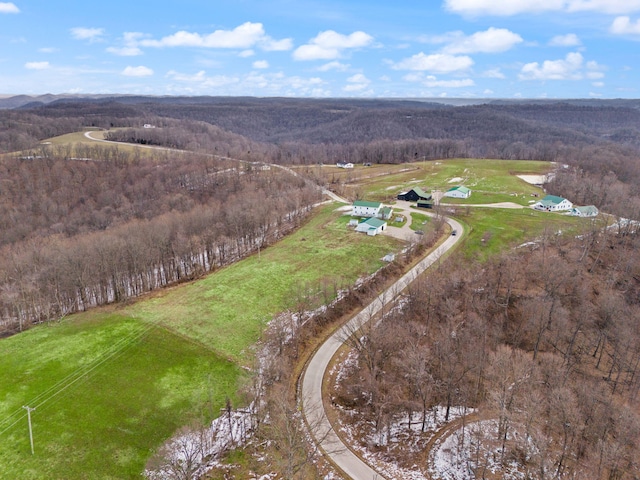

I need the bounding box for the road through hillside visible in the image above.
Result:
[300,214,463,480]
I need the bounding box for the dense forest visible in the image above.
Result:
[0,148,320,335]
[332,226,640,479]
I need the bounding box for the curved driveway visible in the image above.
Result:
[301,214,463,480]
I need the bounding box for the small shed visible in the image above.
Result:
[444,186,471,199]
[355,218,387,236]
[397,187,432,202]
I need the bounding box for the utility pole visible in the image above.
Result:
[22,405,36,455]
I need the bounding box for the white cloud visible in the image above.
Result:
[549,33,581,46]
[423,76,475,87]
[167,70,211,83]
[293,30,373,60]
[140,22,292,51]
[107,32,145,56]
[107,46,143,56]
[611,16,640,35]
[344,73,371,91]
[592,81,604,87]
[38,47,58,53]
[482,68,506,78]
[252,60,269,69]
[261,37,293,51]
[317,61,350,72]
[239,50,255,57]
[0,2,19,13]
[70,27,105,42]
[25,61,50,70]
[443,27,522,54]
[520,52,582,80]
[164,70,328,96]
[483,89,494,95]
[445,0,640,16]
[392,52,473,73]
[122,66,154,77]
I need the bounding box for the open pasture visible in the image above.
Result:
[0,203,399,478]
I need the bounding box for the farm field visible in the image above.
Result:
[0,204,399,478]
[338,158,552,204]
[124,204,399,365]
[0,313,240,480]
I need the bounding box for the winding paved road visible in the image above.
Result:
[300,213,463,480]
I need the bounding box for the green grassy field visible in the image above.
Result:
[0,314,241,479]
[347,158,551,203]
[0,204,399,478]
[454,207,595,260]
[125,205,399,365]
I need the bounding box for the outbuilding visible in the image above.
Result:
[355,218,387,236]
[571,205,599,217]
[397,187,432,202]
[444,186,471,199]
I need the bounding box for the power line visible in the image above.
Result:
[0,323,153,437]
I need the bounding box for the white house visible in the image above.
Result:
[355,218,387,236]
[352,200,382,218]
[571,205,599,217]
[533,195,573,212]
[444,186,471,199]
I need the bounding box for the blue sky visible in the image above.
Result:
[1,0,640,98]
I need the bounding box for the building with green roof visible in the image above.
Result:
[355,217,387,236]
[571,205,599,217]
[444,186,471,199]
[533,194,573,212]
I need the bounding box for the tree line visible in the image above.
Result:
[0,151,321,335]
[333,228,640,479]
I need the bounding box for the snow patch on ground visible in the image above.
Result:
[145,408,255,480]
[429,420,526,480]
[517,174,548,185]
[336,405,471,480]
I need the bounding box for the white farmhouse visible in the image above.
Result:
[533,195,573,212]
[352,200,382,218]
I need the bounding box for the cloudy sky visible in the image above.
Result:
[1,0,639,98]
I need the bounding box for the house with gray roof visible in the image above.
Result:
[571,205,599,217]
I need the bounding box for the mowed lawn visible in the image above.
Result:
[125,204,400,365]
[0,204,399,478]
